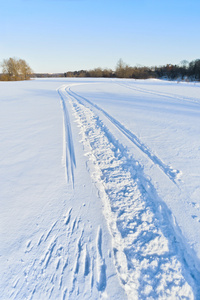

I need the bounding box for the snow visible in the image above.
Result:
[0,78,200,299]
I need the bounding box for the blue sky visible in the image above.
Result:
[1,0,200,73]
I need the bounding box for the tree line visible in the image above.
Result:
[1,57,200,81]
[64,58,200,81]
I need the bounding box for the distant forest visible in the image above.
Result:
[1,58,200,81]
[64,59,200,81]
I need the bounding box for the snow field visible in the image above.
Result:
[1,78,200,299]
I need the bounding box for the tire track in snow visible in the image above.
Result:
[67,88,181,185]
[65,86,200,299]
[57,86,76,187]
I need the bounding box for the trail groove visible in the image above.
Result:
[58,87,76,186]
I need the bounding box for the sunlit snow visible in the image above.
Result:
[1,78,200,299]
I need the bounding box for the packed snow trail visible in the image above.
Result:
[58,84,200,299]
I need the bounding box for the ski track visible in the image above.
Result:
[114,80,200,106]
[67,88,181,185]
[63,84,200,299]
[57,87,76,187]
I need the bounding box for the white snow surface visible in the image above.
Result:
[0,78,200,299]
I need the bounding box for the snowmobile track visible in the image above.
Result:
[63,84,200,299]
[67,87,181,185]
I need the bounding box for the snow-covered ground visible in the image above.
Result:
[1,78,200,299]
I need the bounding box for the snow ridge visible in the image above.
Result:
[65,85,200,299]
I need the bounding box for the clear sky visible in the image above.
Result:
[1,0,200,73]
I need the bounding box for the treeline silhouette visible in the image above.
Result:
[64,59,200,81]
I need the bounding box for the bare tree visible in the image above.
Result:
[18,59,33,80]
[116,59,127,78]
[1,57,33,81]
[115,59,133,78]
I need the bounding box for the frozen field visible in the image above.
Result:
[1,78,200,299]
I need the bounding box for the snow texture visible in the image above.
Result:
[1,78,200,299]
